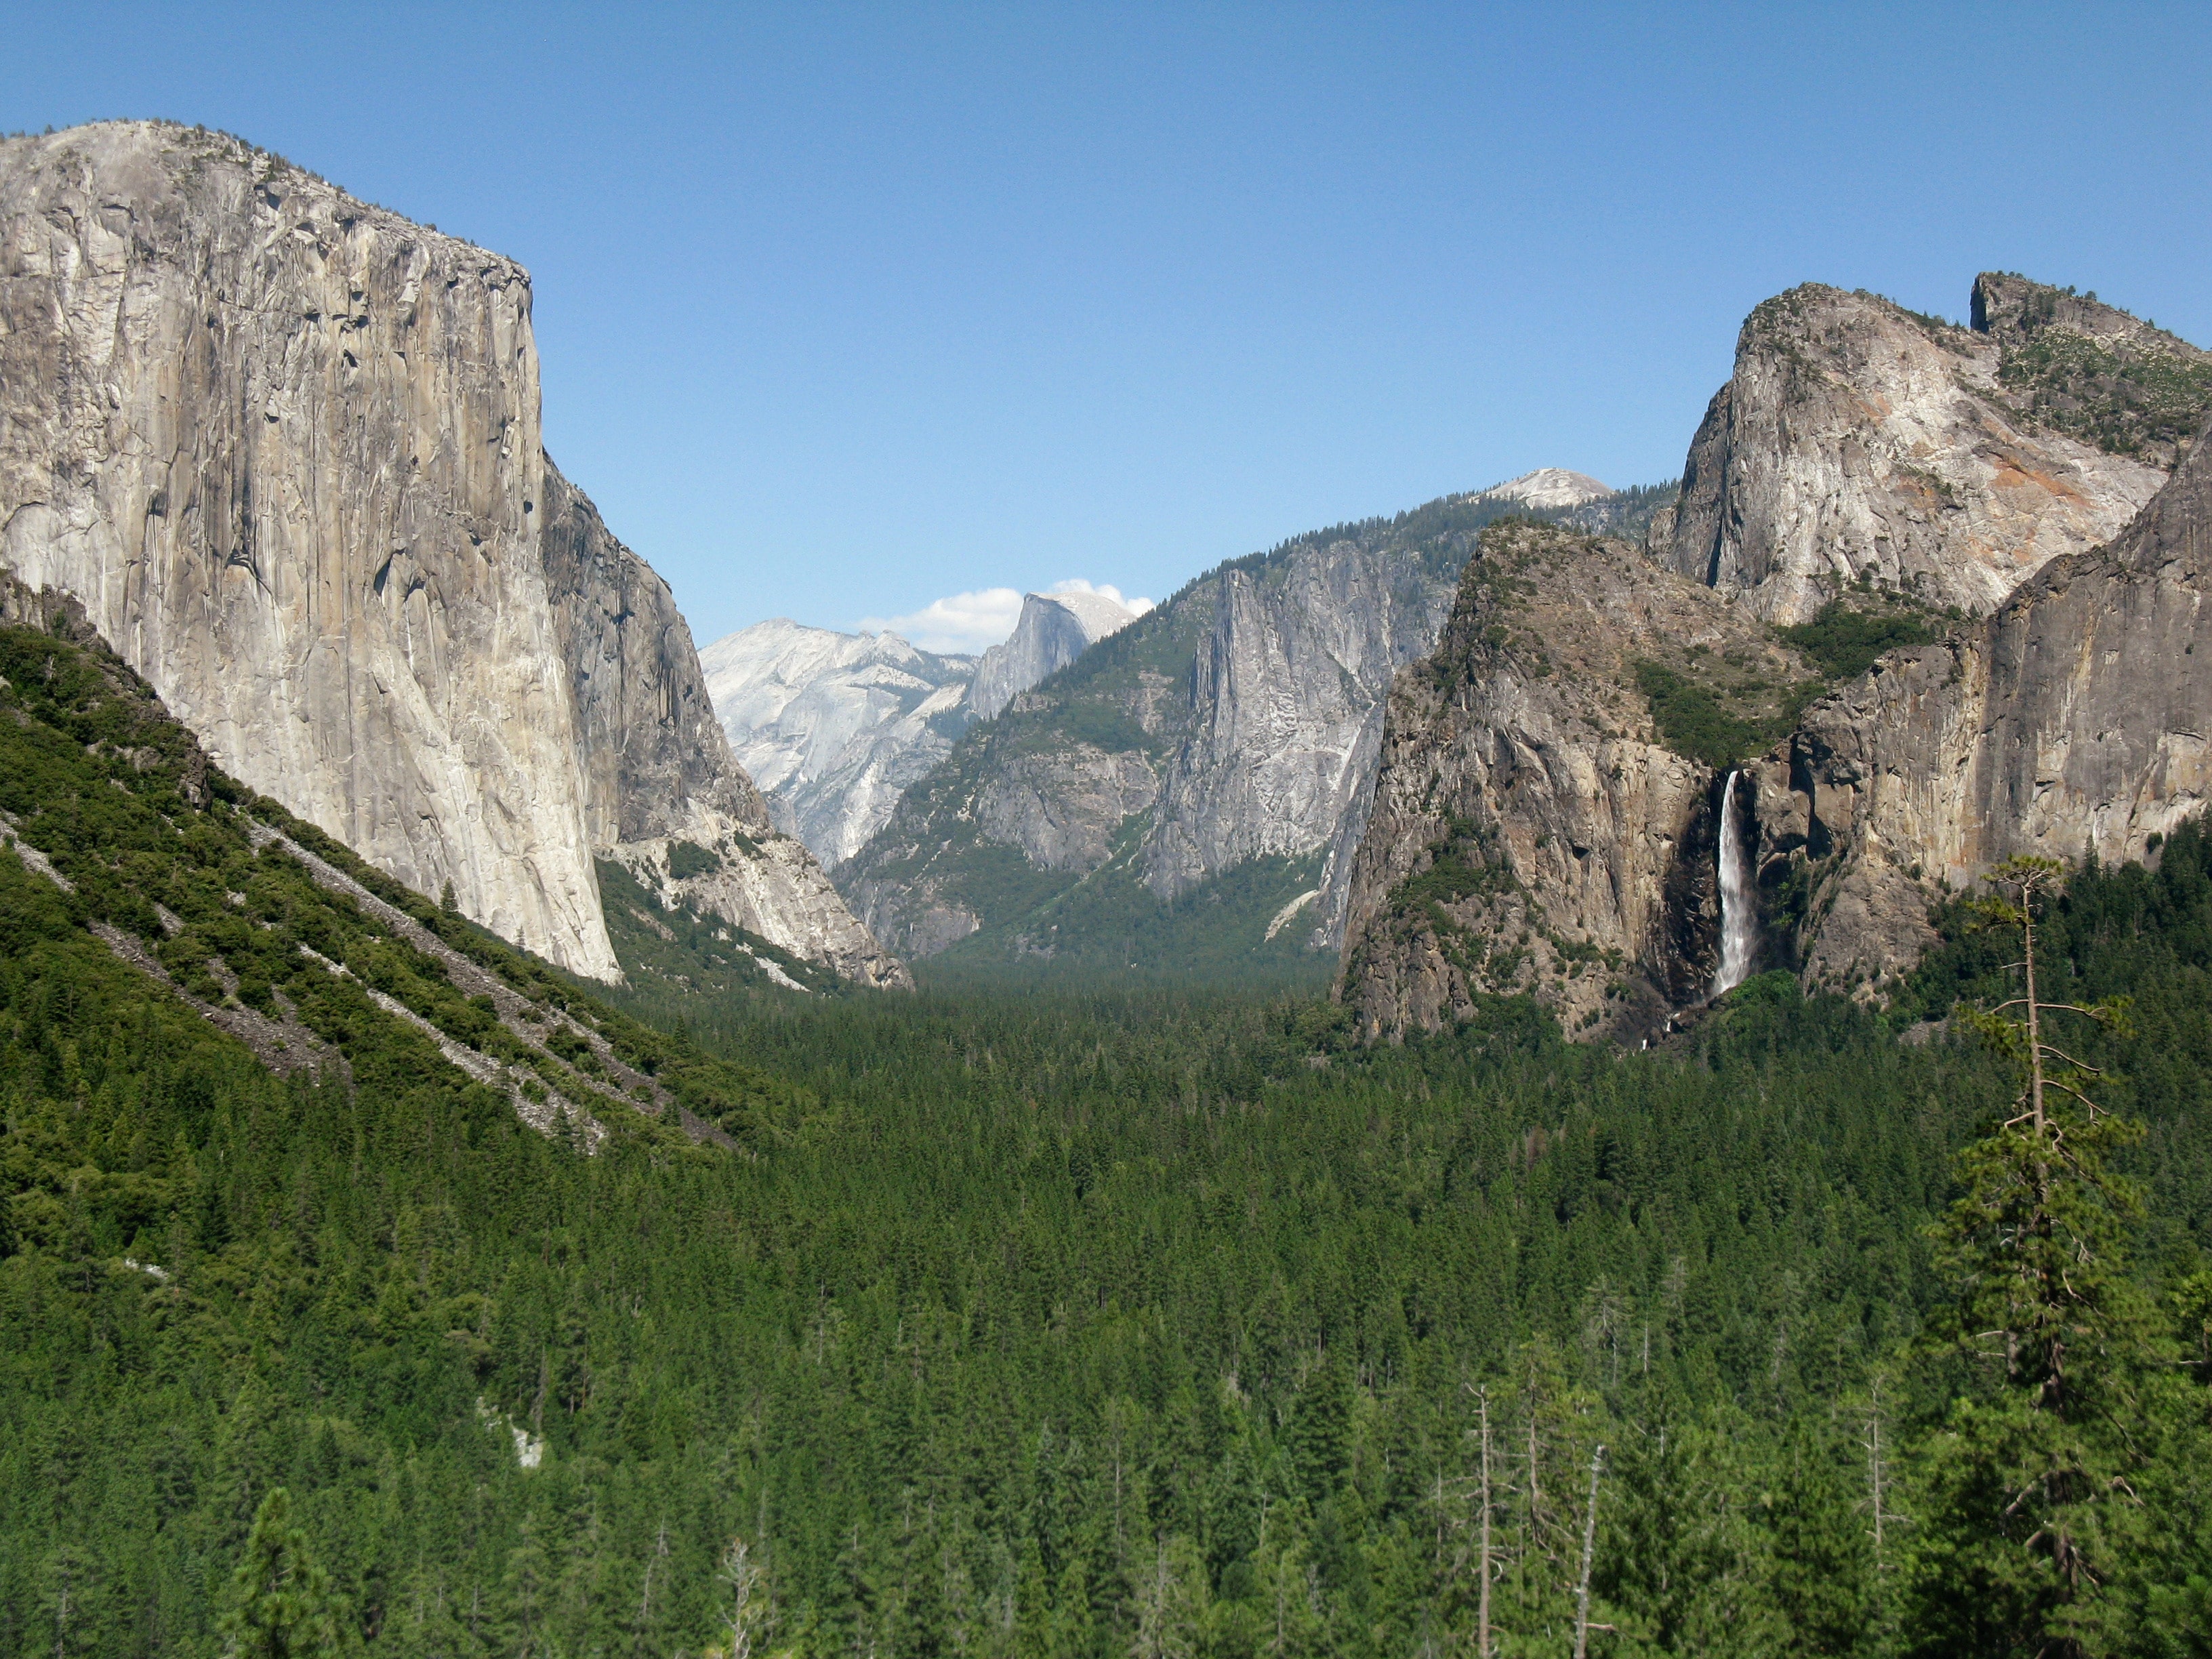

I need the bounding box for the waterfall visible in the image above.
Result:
[1711,770,1755,999]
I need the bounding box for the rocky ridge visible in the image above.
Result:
[966,588,1141,720]
[1343,274,2212,1041]
[1759,413,2212,994]
[0,121,896,988]
[839,493,1553,966]
[541,474,905,987]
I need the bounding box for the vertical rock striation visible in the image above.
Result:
[0,121,617,977]
[1336,275,2212,1036]
[0,121,899,987]
[541,474,907,987]
[839,501,1488,962]
[1335,520,1819,1041]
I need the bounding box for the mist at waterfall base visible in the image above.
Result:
[1712,770,1756,1000]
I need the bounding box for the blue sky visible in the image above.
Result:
[9,3,2209,649]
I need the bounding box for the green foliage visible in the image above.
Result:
[1384,817,1519,916]
[1631,659,1818,771]
[844,485,1673,977]
[1904,857,2206,1656]
[222,1489,349,1658]
[1992,282,2212,459]
[1777,600,1941,681]
[925,843,1333,990]
[7,619,2212,1654]
[595,854,844,1005]
[665,839,724,881]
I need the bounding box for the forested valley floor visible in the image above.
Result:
[4,612,2212,1657]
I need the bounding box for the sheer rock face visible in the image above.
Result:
[539,470,908,988]
[1774,418,2212,992]
[0,122,617,978]
[1336,521,1815,1042]
[0,121,900,988]
[1657,282,2171,623]
[1158,544,1457,933]
[968,590,1137,720]
[698,619,977,867]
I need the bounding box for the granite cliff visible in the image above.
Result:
[1336,519,1819,1040]
[1757,414,2212,994]
[1653,277,2207,623]
[967,588,1141,720]
[540,472,906,987]
[0,121,897,987]
[697,592,1144,872]
[1344,275,2212,1040]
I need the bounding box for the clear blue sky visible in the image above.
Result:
[9,3,2209,647]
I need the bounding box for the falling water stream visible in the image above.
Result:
[1711,769,1755,999]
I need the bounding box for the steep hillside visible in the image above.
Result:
[1336,519,1823,1040]
[700,620,977,865]
[1652,276,2195,622]
[0,121,612,975]
[0,121,897,989]
[0,582,806,1151]
[541,478,906,987]
[1345,279,2212,1040]
[839,499,1469,966]
[1974,270,2212,467]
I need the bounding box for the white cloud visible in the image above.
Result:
[860,587,1026,654]
[863,578,1156,654]
[1047,578,1156,616]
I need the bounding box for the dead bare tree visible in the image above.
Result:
[1477,1386,1495,1659]
[704,1534,768,1659]
[1572,1444,1605,1659]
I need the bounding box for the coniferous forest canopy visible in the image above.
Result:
[6,609,2212,1659]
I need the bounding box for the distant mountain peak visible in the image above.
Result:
[1476,468,1614,510]
[967,590,1139,720]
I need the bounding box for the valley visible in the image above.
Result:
[5,112,2212,1659]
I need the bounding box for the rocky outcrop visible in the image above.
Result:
[0,121,898,988]
[540,470,908,988]
[1767,415,2212,993]
[1656,281,2180,623]
[614,827,909,989]
[1477,468,1614,511]
[1150,534,1462,930]
[1336,520,1820,1041]
[1972,272,2212,470]
[968,588,1139,720]
[699,619,977,866]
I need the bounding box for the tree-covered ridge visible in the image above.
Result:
[10,562,2212,1655]
[0,598,806,1151]
[1978,273,2212,466]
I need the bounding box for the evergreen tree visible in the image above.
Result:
[1905,858,2184,1657]
[220,1489,348,1658]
